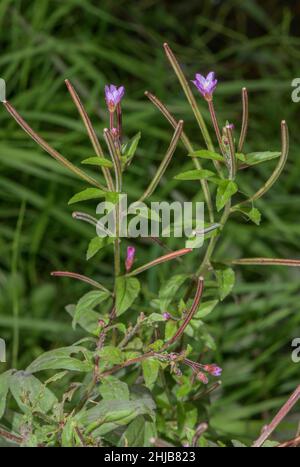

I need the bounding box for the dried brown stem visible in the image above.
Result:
[252,385,300,447]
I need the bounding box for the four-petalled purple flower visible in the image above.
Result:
[204,364,222,377]
[192,72,217,101]
[105,84,125,113]
[125,246,136,273]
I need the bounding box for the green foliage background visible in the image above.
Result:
[0,0,300,444]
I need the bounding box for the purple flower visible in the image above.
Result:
[204,364,222,377]
[192,72,217,101]
[125,246,136,272]
[163,312,171,321]
[105,84,125,112]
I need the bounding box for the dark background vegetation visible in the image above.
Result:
[0,0,300,443]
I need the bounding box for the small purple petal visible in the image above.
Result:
[105,84,125,111]
[192,71,218,100]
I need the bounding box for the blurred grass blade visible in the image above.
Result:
[11,201,26,369]
[232,258,300,267]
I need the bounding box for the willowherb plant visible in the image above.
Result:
[0,42,300,448]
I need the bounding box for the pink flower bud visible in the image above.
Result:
[125,246,136,272]
[197,372,209,384]
[163,312,171,320]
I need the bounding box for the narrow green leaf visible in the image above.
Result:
[97,346,124,365]
[244,151,281,166]
[68,188,106,205]
[174,169,215,181]
[188,150,224,161]
[216,180,238,211]
[26,346,92,373]
[99,376,129,401]
[86,236,115,260]
[0,370,13,419]
[73,290,110,328]
[159,274,189,312]
[81,157,113,168]
[122,132,141,159]
[194,300,219,319]
[142,358,160,390]
[9,372,57,414]
[215,267,235,301]
[115,277,141,316]
[234,206,261,225]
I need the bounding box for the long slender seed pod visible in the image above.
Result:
[238,87,249,153]
[163,276,204,348]
[225,124,236,179]
[127,248,193,277]
[163,43,214,152]
[145,91,214,222]
[2,101,106,190]
[103,128,122,193]
[65,80,115,191]
[51,271,111,293]
[236,121,289,206]
[139,120,183,202]
[252,385,300,448]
